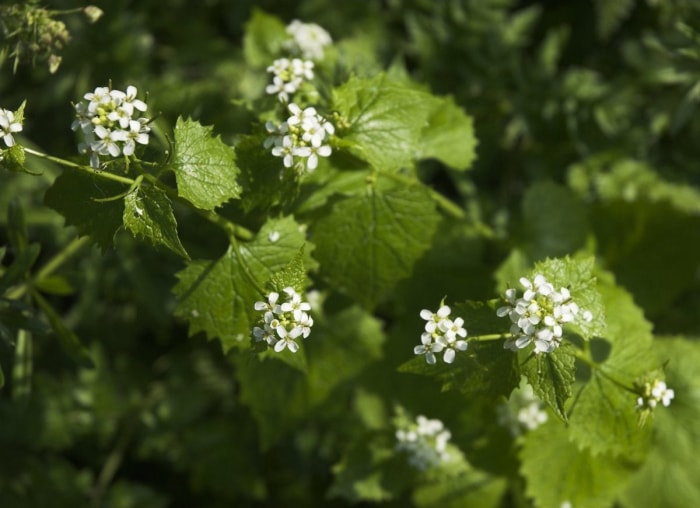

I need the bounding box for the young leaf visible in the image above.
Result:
[519,342,576,421]
[312,182,440,309]
[173,216,310,352]
[44,168,126,250]
[123,183,189,258]
[520,418,636,508]
[172,117,241,211]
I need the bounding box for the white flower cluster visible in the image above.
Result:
[265,57,315,102]
[253,287,313,353]
[264,102,334,173]
[285,20,332,61]
[497,274,592,354]
[496,382,548,437]
[395,415,452,471]
[413,305,468,364]
[636,379,675,410]
[72,85,151,168]
[0,107,23,149]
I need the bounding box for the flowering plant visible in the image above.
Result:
[1,3,699,508]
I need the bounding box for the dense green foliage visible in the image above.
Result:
[1,1,699,507]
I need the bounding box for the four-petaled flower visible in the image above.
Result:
[0,108,23,148]
[414,304,468,364]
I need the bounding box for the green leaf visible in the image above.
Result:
[619,337,700,508]
[520,418,636,508]
[417,95,477,171]
[31,290,92,367]
[532,256,607,341]
[399,300,519,399]
[568,275,656,458]
[0,243,39,294]
[305,305,385,406]
[172,117,241,211]
[242,8,288,67]
[44,168,126,250]
[123,183,189,258]
[266,248,307,294]
[233,305,384,449]
[312,182,440,309]
[413,469,507,508]
[522,181,588,260]
[568,157,700,315]
[593,0,636,40]
[173,216,310,352]
[329,435,410,503]
[333,74,435,171]
[519,342,576,421]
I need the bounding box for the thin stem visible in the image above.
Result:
[470,333,509,342]
[7,236,91,300]
[24,147,135,186]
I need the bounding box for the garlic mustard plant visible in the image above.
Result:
[414,304,468,364]
[496,274,591,354]
[252,287,313,353]
[265,102,334,173]
[72,85,151,168]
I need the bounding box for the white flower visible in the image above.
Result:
[497,274,587,354]
[497,381,548,436]
[415,303,468,364]
[252,288,314,353]
[413,333,444,365]
[396,414,452,471]
[73,84,151,168]
[265,57,314,102]
[637,379,675,410]
[265,103,334,174]
[0,108,23,148]
[285,20,332,60]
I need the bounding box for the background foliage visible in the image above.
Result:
[1,0,700,507]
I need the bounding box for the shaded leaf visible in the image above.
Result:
[123,183,188,258]
[312,182,440,309]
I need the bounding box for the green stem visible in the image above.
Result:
[24,147,135,186]
[470,333,509,342]
[7,235,91,300]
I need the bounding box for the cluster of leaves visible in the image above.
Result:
[1,1,700,507]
